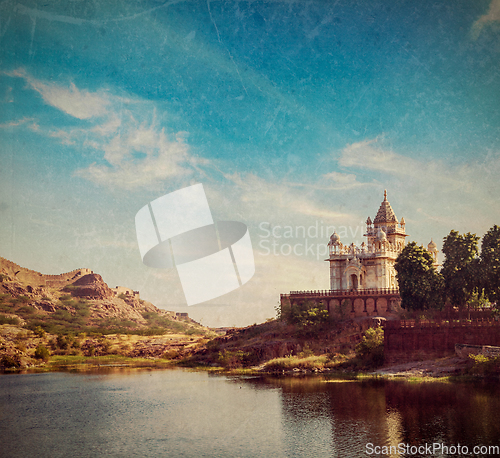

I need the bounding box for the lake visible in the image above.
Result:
[1,369,500,457]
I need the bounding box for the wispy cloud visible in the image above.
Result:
[339,138,420,177]
[4,69,198,190]
[337,137,500,234]
[75,126,193,190]
[470,0,500,40]
[6,68,110,119]
[0,117,35,129]
[321,171,368,190]
[211,171,353,223]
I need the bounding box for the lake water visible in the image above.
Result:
[1,369,500,457]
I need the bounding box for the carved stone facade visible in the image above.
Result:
[280,190,439,319]
[327,190,408,291]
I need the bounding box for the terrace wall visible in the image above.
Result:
[384,319,500,364]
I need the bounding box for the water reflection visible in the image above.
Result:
[2,370,500,457]
[250,376,500,457]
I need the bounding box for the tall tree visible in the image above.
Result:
[481,225,500,306]
[395,242,444,311]
[441,230,480,309]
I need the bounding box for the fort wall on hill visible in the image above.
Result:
[0,256,92,287]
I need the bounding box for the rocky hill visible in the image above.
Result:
[0,256,200,333]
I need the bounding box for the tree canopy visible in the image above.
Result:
[394,241,444,311]
[481,225,500,305]
[441,230,480,309]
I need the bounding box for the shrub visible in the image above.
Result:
[56,335,69,350]
[63,285,79,292]
[355,327,384,367]
[162,349,180,360]
[217,349,259,369]
[34,345,50,362]
[264,355,329,372]
[17,305,35,315]
[0,315,20,325]
[32,326,46,338]
[468,354,500,376]
[1,355,21,368]
[280,299,330,329]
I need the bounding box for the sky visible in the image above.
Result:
[1,0,499,327]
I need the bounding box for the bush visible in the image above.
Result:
[280,299,330,330]
[32,326,46,338]
[162,349,180,360]
[34,345,50,362]
[217,350,258,369]
[355,327,384,367]
[0,315,20,325]
[17,305,35,315]
[468,354,500,376]
[1,355,21,368]
[264,355,329,372]
[56,335,69,350]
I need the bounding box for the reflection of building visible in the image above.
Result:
[281,191,438,318]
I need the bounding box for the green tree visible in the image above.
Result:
[355,327,384,367]
[394,242,444,311]
[280,299,329,328]
[481,225,500,306]
[441,230,480,310]
[34,345,50,362]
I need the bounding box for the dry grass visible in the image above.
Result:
[263,353,349,371]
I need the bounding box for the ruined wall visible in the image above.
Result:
[0,256,45,285]
[0,256,93,287]
[384,320,500,364]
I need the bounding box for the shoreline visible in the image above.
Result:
[1,354,493,383]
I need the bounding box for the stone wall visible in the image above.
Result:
[281,289,402,320]
[0,256,92,287]
[384,320,500,364]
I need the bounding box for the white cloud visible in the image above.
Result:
[75,126,192,189]
[337,137,500,236]
[3,69,197,190]
[7,68,110,119]
[339,138,419,177]
[217,171,353,222]
[471,0,500,40]
[321,171,368,190]
[0,117,35,128]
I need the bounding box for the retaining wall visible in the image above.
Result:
[384,320,500,363]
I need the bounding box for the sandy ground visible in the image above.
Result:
[373,356,469,378]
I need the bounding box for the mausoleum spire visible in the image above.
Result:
[374,190,398,224]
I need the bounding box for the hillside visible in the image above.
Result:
[0,256,201,333]
[0,257,211,369]
[184,316,377,371]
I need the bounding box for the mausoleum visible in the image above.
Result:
[281,191,438,318]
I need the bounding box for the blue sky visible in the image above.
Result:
[1,0,499,326]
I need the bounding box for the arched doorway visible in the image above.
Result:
[350,274,358,290]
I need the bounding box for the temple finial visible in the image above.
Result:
[384,189,387,201]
